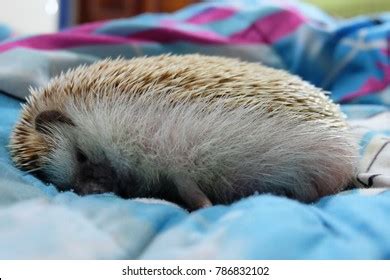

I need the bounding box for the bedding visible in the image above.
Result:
[0,0,389,259]
[0,23,11,42]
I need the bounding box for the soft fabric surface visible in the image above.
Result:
[0,0,389,259]
[0,23,11,42]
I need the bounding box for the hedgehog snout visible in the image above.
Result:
[76,182,108,195]
[72,158,142,198]
[74,161,118,195]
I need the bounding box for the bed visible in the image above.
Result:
[0,0,389,259]
[0,23,11,42]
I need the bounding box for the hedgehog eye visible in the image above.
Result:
[76,148,88,163]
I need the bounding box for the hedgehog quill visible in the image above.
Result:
[9,54,358,210]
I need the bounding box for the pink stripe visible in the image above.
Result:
[186,7,236,24]
[0,33,147,53]
[230,9,306,44]
[65,20,107,34]
[342,63,390,101]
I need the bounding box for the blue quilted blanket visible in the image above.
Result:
[0,0,389,259]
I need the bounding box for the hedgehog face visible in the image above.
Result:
[33,109,140,198]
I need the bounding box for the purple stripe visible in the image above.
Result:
[341,63,390,101]
[186,7,236,24]
[127,27,229,44]
[229,9,306,44]
[0,33,147,53]
[65,20,108,34]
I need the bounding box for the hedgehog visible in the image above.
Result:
[9,54,358,210]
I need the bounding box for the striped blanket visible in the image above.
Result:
[0,0,389,259]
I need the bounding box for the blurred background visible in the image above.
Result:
[0,0,389,36]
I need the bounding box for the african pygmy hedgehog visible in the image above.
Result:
[9,54,358,210]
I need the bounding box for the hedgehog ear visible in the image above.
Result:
[35,110,75,133]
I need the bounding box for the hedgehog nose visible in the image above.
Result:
[81,182,107,195]
[78,162,118,193]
